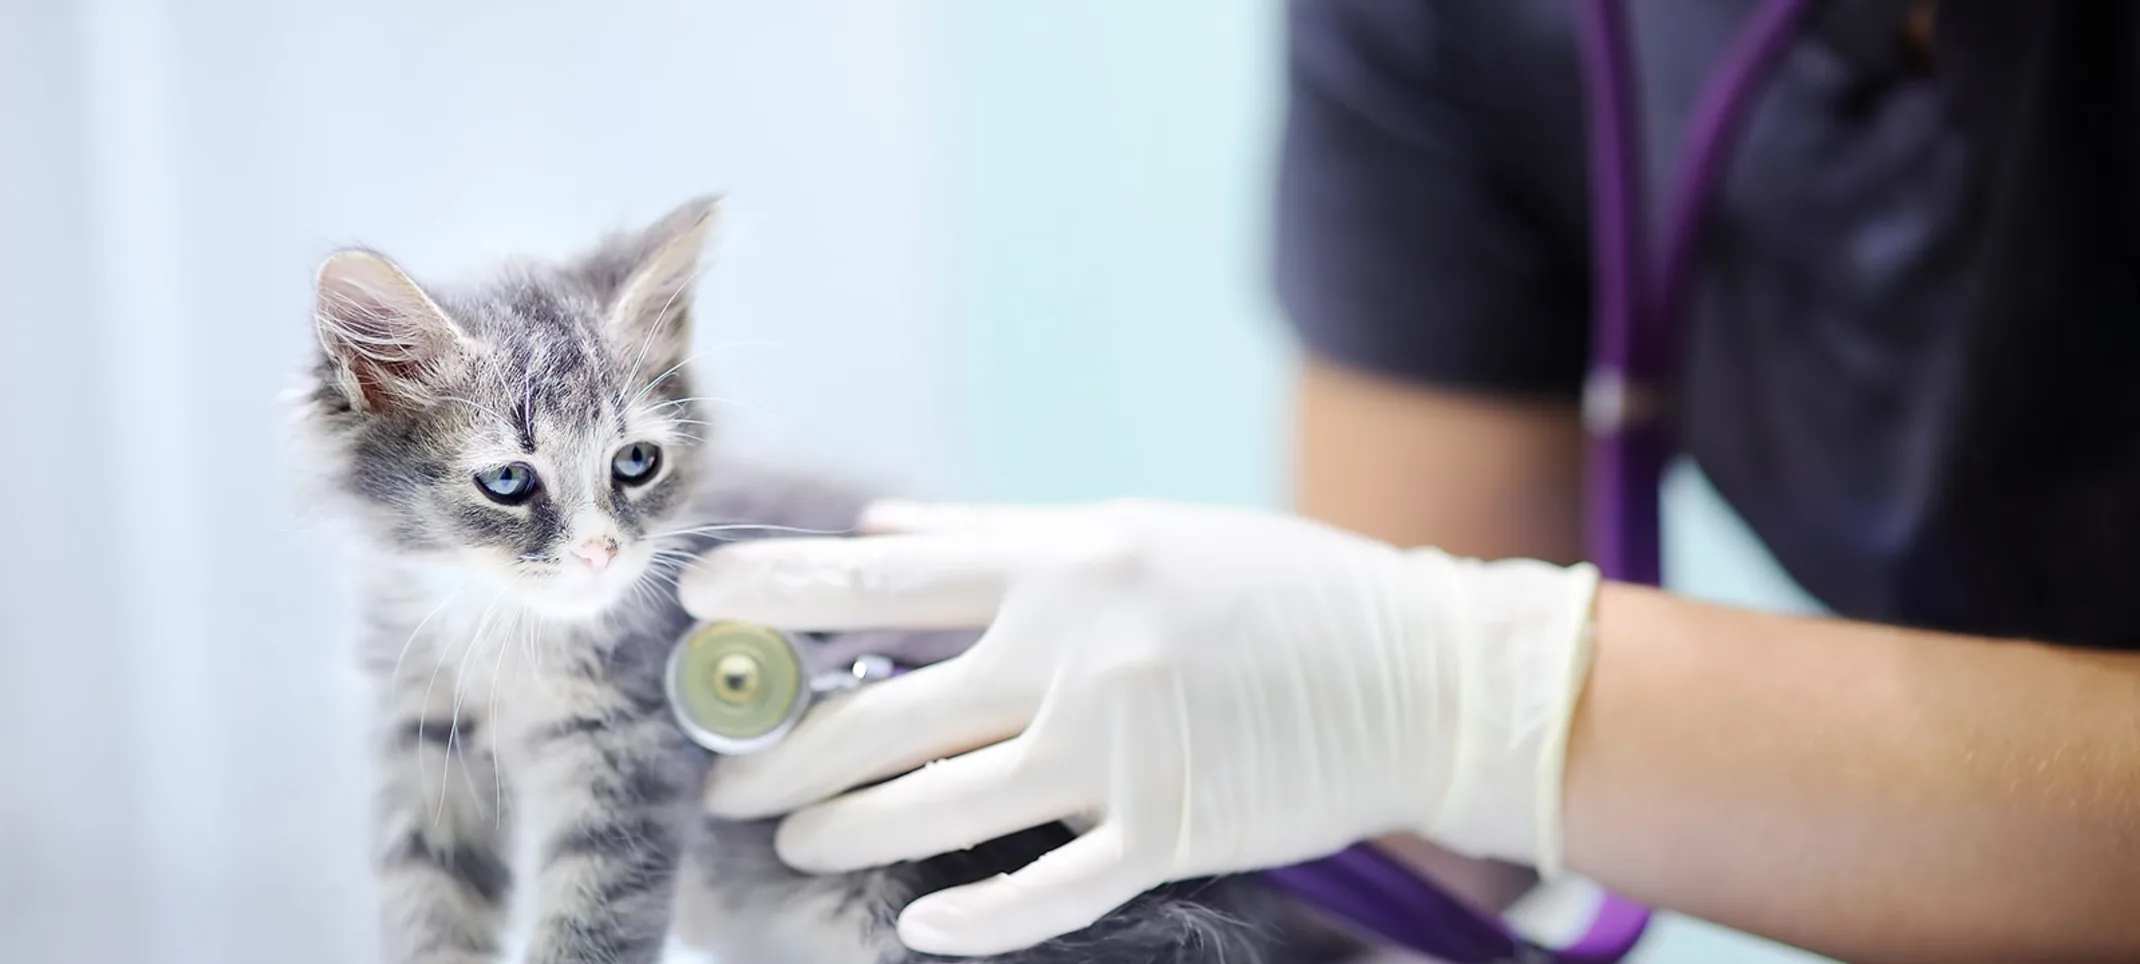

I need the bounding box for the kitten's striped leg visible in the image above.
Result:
[374,683,512,964]
[522,688,703,964]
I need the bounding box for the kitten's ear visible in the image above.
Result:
[593,194,720,363]
[313,248,466,413]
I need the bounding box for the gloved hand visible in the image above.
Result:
[678,498,1602,957]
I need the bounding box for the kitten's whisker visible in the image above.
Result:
[392,586,467,687]
[642,557,693,580]
[431,595,499,825]
[648,522,855,538]
[630,395,773,432]
[486,605,524,822]
[647,543,718,566]
[625,262,715,381]
[518,605,545,689]
[455,738,483,816]
[415,598,479,790]
[619,579,660,634]
[649,263,710,328]
[626,352,704,413]
[645,395,756,410]
[623,327,667,397]
[650,554,716,577]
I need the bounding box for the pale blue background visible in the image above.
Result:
[0,1,1831,961]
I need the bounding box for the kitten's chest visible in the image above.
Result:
[385,598,631,739]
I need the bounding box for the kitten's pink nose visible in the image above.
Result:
[572,536,619,571]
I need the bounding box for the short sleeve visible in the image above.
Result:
[1273,0,1592,400]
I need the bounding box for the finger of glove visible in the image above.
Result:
[895,822,1154,958]
[773,737,1084,873]
[678,533,1026,630]
[705,658,1032,819]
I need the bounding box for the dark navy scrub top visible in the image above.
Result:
[1275,0,2140,651]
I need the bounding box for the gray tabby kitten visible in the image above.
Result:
[290,196,1370,964]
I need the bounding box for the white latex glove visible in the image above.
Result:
[679,499,1601,958]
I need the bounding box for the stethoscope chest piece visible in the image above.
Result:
[666,620,809,755]
[666,619,895,755]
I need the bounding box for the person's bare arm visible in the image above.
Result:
[1291,354,1587,912]
[1291,356,1586,563]
[1566,583,2140,963]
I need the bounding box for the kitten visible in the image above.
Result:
[289,196,1369,964]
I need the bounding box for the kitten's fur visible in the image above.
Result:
[290,197,1369,964]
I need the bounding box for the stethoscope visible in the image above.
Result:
[665,620,898,756]
[666,1,1821,960]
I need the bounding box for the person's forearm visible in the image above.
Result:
[1291,357,1586,563]
[1563,582,2140,963]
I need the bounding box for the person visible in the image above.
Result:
[678,2,2140,962]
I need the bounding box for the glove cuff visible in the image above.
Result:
[1407,549,1601,877]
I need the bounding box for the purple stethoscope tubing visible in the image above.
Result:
[1256,1,1820,961]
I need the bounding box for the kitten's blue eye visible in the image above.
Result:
[612,442,662,486]
[474,462,540,505]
